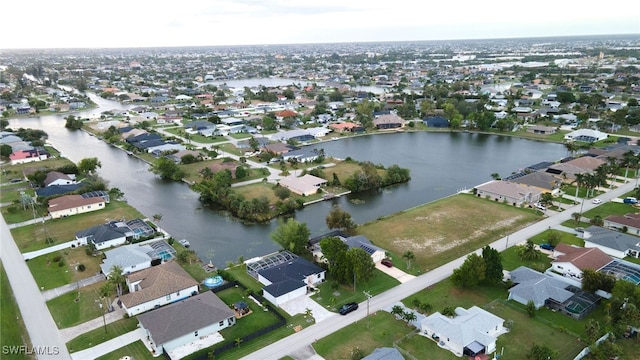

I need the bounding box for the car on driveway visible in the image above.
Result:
[540,243,555,250]
[592,198,602,204]
[575,227,585,233]
[381,258,393,267]
[339,302,359,315]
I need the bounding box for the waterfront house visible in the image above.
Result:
[100,240,176,276]
[47,194,105,219]
[35,184,83,198]
[9,148,50,165]
[310,233,386,264]
[373,114,405,129]
[506,171,562,196]
[526,125,557,135]
[474,180,542,206]
[120,260,199,316]
[423,116,450,128]
[421,306,506,358]
[278,174,327,196]
[44,171,77,187]
[138,291,235,356]
[75,220,134,250]
[564,129,608,143]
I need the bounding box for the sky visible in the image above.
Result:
[3,0,639,49]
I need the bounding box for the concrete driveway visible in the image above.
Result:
[279,294,335,323]
[375,262,416,283]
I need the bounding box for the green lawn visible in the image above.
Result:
[28,247,103,290]
[311,270,400,310]
[225,264,265,293]
[0,262,33,360]
[358,194,541,274]
[11,200,144,252]
[163,128,224,144]
[47,281,109,328]
[0,182,34,203]
[171,242,210,283]
[0,202,48,224]
[582,201,639,219]
[67,317,139,353]
[95,340,155,360]
[313,312,415,360]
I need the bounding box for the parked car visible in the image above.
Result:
[535,203,546,211]
[575,227,585,233]
[339,302,359,315]
[592,198,602,204]
[381,258,393,267]
[540,243,555,250]
[624,197,638,204]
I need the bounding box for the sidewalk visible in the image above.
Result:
[70,327,145,360]
[42,273,106,301]
[60,300,126,342]
[7,215,51,229]
[23,239,80,260]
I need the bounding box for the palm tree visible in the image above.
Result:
[402,251,415,269]
[517,240,540,261]
[490,173,501,180]
[108,265,126,298]
[152,213,163,237]
[573,173,586,202]
[234,338,243,347]
[402,311,417,325]
[99,282,115,311]
[606,156,619,189]
[622,150,636,183]
[391,305,404,320]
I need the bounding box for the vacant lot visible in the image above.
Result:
[1,263,32,360]
[28,248,103,290]
[358,194,541,272]
[11,200,144,252]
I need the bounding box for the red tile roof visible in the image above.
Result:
[554,243,612,271]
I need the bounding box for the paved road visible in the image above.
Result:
[1,216,71,360]
[241,179,638,360]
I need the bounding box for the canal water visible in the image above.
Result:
[8,93,566,266]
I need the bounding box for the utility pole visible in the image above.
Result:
[363,290,372,329]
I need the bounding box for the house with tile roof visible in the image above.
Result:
[9,148,50,165]
[255,257,325,307]
[582,226,640,259]
[120,260,199,316]
[551,243,613,280]
[474,180,542,206]
[604,213,640,236]
[138,291,235,356]
[508,171,562,196]
[373,114,405,129]
[564,129,608,142]
[420,306,506,358]
[507,266,575,309]
[278,174,327,196]
[47,194,105,219]
[329,122,361,133]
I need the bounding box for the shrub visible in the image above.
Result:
[6,206,18,214]
[52,255,62,263]
[57,260,65,267]
[77,264,86,272]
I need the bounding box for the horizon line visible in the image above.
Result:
[1,33,637,52]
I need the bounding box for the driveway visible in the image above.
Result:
[375,262,416,283]
[279,294,335,323]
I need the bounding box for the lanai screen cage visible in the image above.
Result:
[246,251,298,280]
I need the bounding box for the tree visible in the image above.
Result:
[391,305,404,319]
[325,205,357,235]
[539,192,554,209]
[451,253,486,288]
[273,186,291,200]
[150,157,185,181]
[0,119,8,130]
[517,240,541,261]
[526,343,556,360]
[585,319,602,344]
[490,173,501,180]
[270,218,310,255]
[64,115,84,130]
[108,187,124,201]
[582,268,616,293]
[235,166,247,179]
[402,310,417,325]
[347,247,375,290]
[153,213,163,235]
[319,236,348,269]
[482,246,503,283]
[248,137,260,152]
[108,265,125,298]
[526,300,537,317]
[546,230,561,247]
[78,157,102,176]
[0,144,12,157]
[572,212,582,224]
[402,250,415,269]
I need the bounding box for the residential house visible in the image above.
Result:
[282,148,320,163]
[272,129,315,143]
[373,114,405,129]
[551,243,613,280]
[100,240,176,276]
[506,171,562,196]
[474,180,542,206]
[43,171,76,187]
[329,122,361,133]
[604,213,640,236]
[203,162,239,178]
[120,261,199,316]
[421,306,506,357]
[138,291,235,356]
[47,194,105,219]
[310,233,386,264]
[564,129,608,143]
[278,174,327,196]
[262,142,293,155]
[526,125,557,135]
[582,226,640,259]
[305,127,331,138]
[423,116,450,128]
[362,348,404,360]
[75,220,134,250]
[9,148,50,165]
[35,184,83,198]
[546,156,606,182]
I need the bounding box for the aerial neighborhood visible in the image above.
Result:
[1,34,640,360]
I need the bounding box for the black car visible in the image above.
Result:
[339,302,359,315]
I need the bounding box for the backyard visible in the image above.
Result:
[358,194,541,274]
[28,247,103,290]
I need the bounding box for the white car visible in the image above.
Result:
[535,203,546,211]
[592,199,602,204]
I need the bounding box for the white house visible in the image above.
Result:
[474,180,542,205]
[551,243,612,280]
[604,213,640,236]
[582,226,640,259]
[138,291,235,356]
[75,221,134,250]
[278,174,327,196]
[564,129,608,143]
[100,240,176,276]
[421,306,506,357]
[47,194,105,219]
[311,234,386,264]
[43,171,77,187]
[254,257,325,307]
[120,261,199,316]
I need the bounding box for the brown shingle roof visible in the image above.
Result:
[604,213,640,229]
[554,243,612,271]
[47,194,105,213]
[121,261,198,308]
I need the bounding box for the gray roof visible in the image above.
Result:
[263,279,306,297]
[259,257,324,285]
[421,306,504,350]
[100,244,153,275]
[344,235,384,255]
[584,226,640,254]
[509,266,573,305]
[75,221,133,244]
[138,291,234,345]
[509,171,560,191]
[363,347,405,360]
